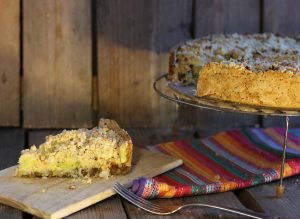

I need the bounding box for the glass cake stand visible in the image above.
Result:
[153,73,300,198]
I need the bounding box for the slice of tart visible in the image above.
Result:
[15,119,133,179]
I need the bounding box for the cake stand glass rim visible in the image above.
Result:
[153,73,300,117]
[154,73,295,197]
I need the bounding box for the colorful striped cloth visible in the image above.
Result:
[132,128,300,199]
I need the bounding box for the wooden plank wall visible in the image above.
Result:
[0,0,20,126]
[97,0,192,127]
[23,0,92,128]
[0,129,24,219]
[0,0,299,129]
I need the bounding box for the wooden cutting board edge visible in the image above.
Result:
[0,191,52,218]
[52,157,183,219]
[0,149,183,219]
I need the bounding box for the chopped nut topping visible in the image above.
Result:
[170,33,300,85]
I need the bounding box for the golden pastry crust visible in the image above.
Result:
[16,119,133,179]
[169,33,300,108]
[169,34,300,85]
[197,62,300,108]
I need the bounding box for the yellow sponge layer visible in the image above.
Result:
[16,119,133,179]
[197,62,300,108]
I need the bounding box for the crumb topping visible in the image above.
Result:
[16,119,132,179]
[172,33,300,84]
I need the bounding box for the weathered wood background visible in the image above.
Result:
[1,1,300,218]
[0,0,300,129]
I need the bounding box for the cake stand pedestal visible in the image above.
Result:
[154,74,300,198]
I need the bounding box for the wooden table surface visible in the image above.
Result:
[0,127,300,219]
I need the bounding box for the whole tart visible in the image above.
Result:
[169,33,300,108]
[15,119,133,179]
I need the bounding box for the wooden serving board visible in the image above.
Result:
[0,148,182,219]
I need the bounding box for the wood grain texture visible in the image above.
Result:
[195,0,260,36]
[123,191,247,219]
[0,0,20,126]
[239,176,300,218]
[0,129,24,169]
[33,196,126,219]
[64,196,127,219]
[97,0,192,127]
[0,205,22,219]
[264,0,300,35]
[23,0,92,128]
[262,115,299,128]
[188,0,260,131]
[193,111,260,137]
[0,129,24,219]
[127,127,196,147]
[151,0,193,128]
[263,0,300,127]
[97,0,153,127]
[0,146,181,219]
